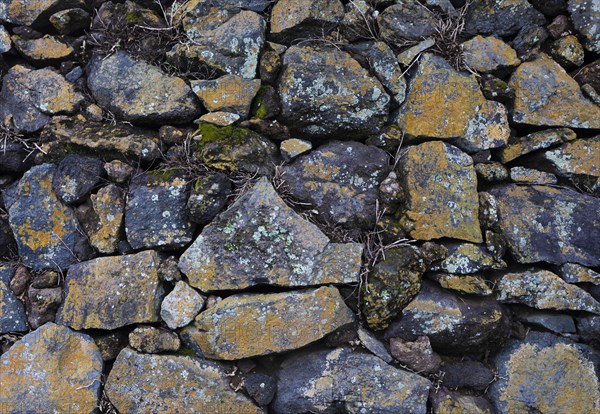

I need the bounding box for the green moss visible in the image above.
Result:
[147,169,176,181]
[125,11,143,24]
[251,85,270,119]
[178,347,198,357]
[495,79,508,89]
[197,123,253,147]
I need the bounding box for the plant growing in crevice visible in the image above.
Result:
[429,0,474,72]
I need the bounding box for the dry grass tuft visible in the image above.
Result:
[430,0,474,72]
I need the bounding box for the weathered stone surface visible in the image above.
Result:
[12,35,74,64]
[57,251,165,330]
[270,0,344,42]
[198,111,240,126]
[510,54,600,128]
[272,347,431,414]
[0,0,84,27]
[280,138,312,162]
[378,1,436,41]
[0,266,27,334]
[464,0,546,37]
[389,336,442,374]
[187,286,355,359]
[497,127,576,163]
[357,327,393,363]
[86,184,124,254]
[578,315,600,348]
[129,325,180,353]
[282,141,389,229]
[0,323,103,414]
[27,285,62,329]
[191,75,261,118]
[160,281,205,329]
[559,263,600,285]
[244,372,276,406]
[125,172,194,250]
[489,184,600,266]
[430,273,493,296]
[430,242,505,274]
[0,65,83,133]
[8,164,90,271]
[52,154,104,205]
[396,141,483,243]
[488,332,600,414]
[513,307,577,334]
[512,24,550,60]
[442,361,495,391]
[569,0,600,53]
[339,0,376,42]
[87,51,201,125]
[106,347,262,413]
[186,172,232,225]
[536,138,600,188]
[551,34,585,68]
[509,166,557,185]
[385,281,509,354]
[430,388,494,414]
[179,177,362,291]
[461,35,521,74]
[475,162,509,182]
[277,45,390,139]
[497,269,600,314]
[49,7,90,34]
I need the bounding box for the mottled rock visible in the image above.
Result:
[26,286,62,329]
[339,0,376,42]
[0,266,27,333]
[160,281,205,329]
[578,315,600,347]
[12,35,74,64]
[511,24,550,60]
[475,162,509,182]
[244,372,276,406]
[464,0,546,37]
[397,38,436,67]
[278,45,390,139]
[378,1,436,41]
[462,35,520,74]
[198,111,240,126]
[270,0,344,42]
[430,242,505,274]
[430,388,494,414]
[57,251,165,330]
[510,166,557,184]
[129,325,180,353]
[357,326,393,363]
[0,0,85,28]
[179,177,362,291]
[429,273,493,296]
[191,75,261,118]
[49,7,90,34]
[442,361,495,391]
[497,127,576,163]
[52,154,104,205]
[0,25,11,52]
[513,307,577,334]
[569,0,600,53]
[551,34,585,68]
[0,323,103,414]
[86,184,124,254]
[559,263,600,285]
[106,347,261,413]
[389,336,442,374]
[186,172,231,225]
[280,138,312,162]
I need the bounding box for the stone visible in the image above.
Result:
[429,273,493,296]
[191,75,261,118]
[280,138,312,162]
[569,0,600,53]
[511,24,550,60]
[385,281,509,354]
[186,172,232,225]
[559,263,600,285]
[442,361,495,390]
[282,141,389,230]
[497,127,576,163]
[87,51,201,125]
[0,65,83,133]
[339,0,377,42]
[259,49,281,84]
[573,59,600,92]
[395,141,483,243]
[464,0,546,37]
[489,184,600,266]
[430,388,494,414]
[106,347,261,413]
[270,0,344,43]
[497,269,600,314]
[26,286,61,329]
[510,166,557,185]
[7,265,28,296]
[488,331,600,414]
[160,281,205,329]
[86,184,125,254]
[179,177,362,291]
[8,164,91,270]
[577,315,600,348]
[398,54,510,152]
[530,0,568,16]
[0,0,85,28]
[0,266,27,334]
[551,34,585,68]
[12,35,74,64]
[389,336,442,374]
[0,323,103,414]
[0,219,17,259]
[198,111,240,126]
[510,54,600,128]
[0,25,11,52]
[430,242,505,274]
[103,160,135,183]
[378,1,436,41]
[186,286,355,359]
[397,38,436,67]
[49,8,90,34]
[461,35,521,74]
[362,246,425,331]
[56,251,165,330]
[536,138,600,188]
[512,307,577,334]
[475,162,509,182]
[244,372,276,406]
[548,14,572,38]
[52,154,105,205]
[357,327,393,363]
[0,141,35,173]
[278,45,390,139]
[272,347,431,414]
[129,325,180,353]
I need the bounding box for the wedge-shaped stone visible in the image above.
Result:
[179,177,362,291]
[186,286,355,359]
[106,348,261,414]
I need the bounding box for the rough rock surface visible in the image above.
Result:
[464,0,546,37]
[191,75,261,118]
[160,280,205,329]
[569,0,600,53]
[52,154,104,205]
[0,265,27,334]
[270,0,344,43]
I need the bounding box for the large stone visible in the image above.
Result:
[186,286,355,359]
[461,35,521,74]
[277,45,390,139]
[191,75,261,118]
[179,177,362,291]
[0,265,27,334]
[12,35,74,65]
[385,281,509,354]
[52,154,105,205]
[510,54,600,128]
[106,347,261,413]
[8,164,91,271]
[0,323,103,414]
[395,141,483,243]
[488,332,600,414]
[270,0,344,43]
[569,0,600,53]
[0,0,84,28]
[378,1,436,41]
[271,347,431,414]
[282,141,389,230]
[464,0,546,37]
[186,172,232,225]
[87,51,201,125]
[56,251,165,330]
[488,184,600,266]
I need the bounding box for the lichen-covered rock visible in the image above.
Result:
[0,266,27,334]
[87,51,201,125]
[509,54,600,128]
[271,347,431,414]
[569,0,600,53]
[277,45,390,139]
[464,0,546,37]
[378,1,437,41]
[429,273,493,296]
[0,323,103,414]
[26,285,62,329]
[160,281,205,329]
[125,172,194,250]
[559,263,600,285]
[0,65,83,133]
[497,127,576,163]
[86,184,125,254]
[509,166,557,185]
[282,141,389,230]
[362,246,425,331]
[52,154,104,205]
[488,331,600,414]
[430,388,494,414]
[461,35,521,74]
[12,35,74,64]
[186,286,355,359]
[191,75,261,118]
[186,172,232,225]
[280,138,312,162]
[129,325,180,353]
[497,269,600,314]
[49,7,90,34]
[430,242,506,274]
[395,141,483,243]
[0,0,84,28]
[389,336,442,374]
[385,281,509,354]
[106,347,262,413]
[198,111,240,126]
[56,251,165,330]
[179,177,362,291]
[270,0,344,43]
[488,184,600,266]
[8,164,91,271]
[475,161,509,182]
[551,34,585,68]
[0,24,9,52]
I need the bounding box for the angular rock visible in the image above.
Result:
[0,0,84,28]
[569,0,600,53]
[272,347,431,414]
[26,285,62,329]
[0,266,27,334]
[0,24,11,53]
[378,1,436,41]
[510,54,600,128]
[56,251,165,330]
[191,75,261,118]
[488,332,600,414]
[397,38,436,67]
[430,388,494,414]
[87,51,201,125]
[280,138,312,162]
[244,373,276,406]
[357,327,393,363]
[551,34,585,68]
[578,315,600,348]
[489,184,600,266]
[429,273,493,296]
[559,263,600,285]
[464,0,546,37]
[509,166,557,185]
[0,323,103,414]
[497,127,576,163]
[497,269,600,314]
[270,0,344,43]
[186,172,232,225]
[278,45,390,139]
[160,281,205,329]
[49,7,90,34]
[442,361,495,391]
[52,154,104,205]
[198,111,240,126]
[179,177,362,291]
[186,286,355,359]
[461,35,521,74]
[339,0,377,42]
[513,307,576,334]
[86,184,125,254]
[12,35,74,65]
[129,325,180,353]
[475,162,509,182]
[389,336,442,374]
[430,242,505,274]
[511,24,550,60]
[396,141,483,243]
[106,347,261,413]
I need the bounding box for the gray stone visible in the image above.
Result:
[430,242,506,274]
[378,1,437,41]
[186,172,232,225]
[569,0,600,53]
[270,0,344,43]
[160,281,205,329]
[464,0,546,37]
[0,266,27,334]
[559,263,600,285]
[49,7,90,34]
[357,327,393,363]
[389,336,442,374]
[513,307,577,334]
[442,361,495,391]
[0,0,85,28]
[129,325,180,353]
[244,372,276,406]
[52,154,105,205]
